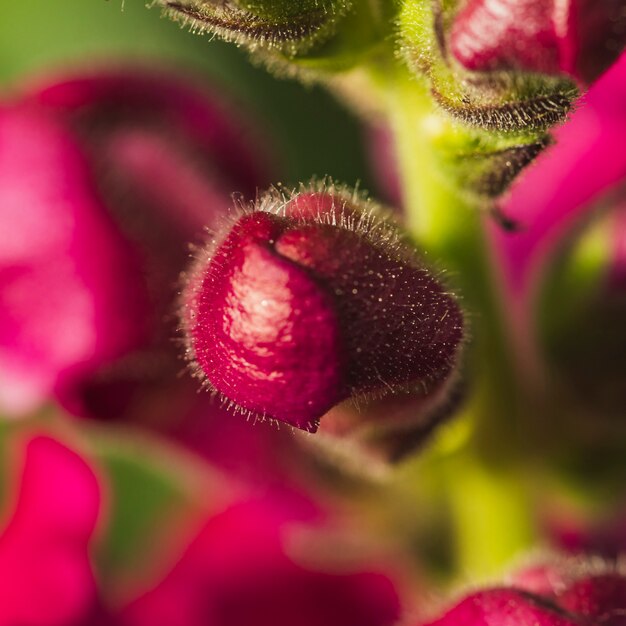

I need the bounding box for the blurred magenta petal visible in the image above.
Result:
[487,52,626,378]
[608,201,626,288]
[0,69,269,420]
[0,433,402,626]
[0,435,101,626]
[0,107,146,414]
[123,499,401,626]
[27,70,268,202]
[450,0,626,84]
[367,124,403,209]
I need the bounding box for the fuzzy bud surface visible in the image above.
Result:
[182,185,464,432]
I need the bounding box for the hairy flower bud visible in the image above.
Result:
[181,184,464,434]
[422,558,626,626]
[450,0,626,85]
[157,0,351,55]
[423,588,580,626]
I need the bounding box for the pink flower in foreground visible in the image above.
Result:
[450,0,626,84]
[0,432,402,626]
[487,52,626,384]
[0,435,101,626]
[0,69,268,420]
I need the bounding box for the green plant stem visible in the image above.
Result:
[382,72,539,579]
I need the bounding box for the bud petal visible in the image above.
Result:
[450,0,626,85]
[398,0,578,137]
[423,589,579,626]
[426,558,626,626]
[0,435,101,625]
[182,184,464,433]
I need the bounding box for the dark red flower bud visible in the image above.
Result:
[423,588,580,626]
[428,559,626,626]
[182,184,464,433]
[450,0,626,84]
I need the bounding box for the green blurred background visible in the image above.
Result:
[0,0,373,189]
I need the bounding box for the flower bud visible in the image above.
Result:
[398,0,577,143]
[423,588,579,626]
[157,0,351,55]
[450,0,626,85]
[423,558,626,626]
[181,184,464,433]
[516,559,626,626]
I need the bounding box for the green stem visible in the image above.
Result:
[382,72,539,578]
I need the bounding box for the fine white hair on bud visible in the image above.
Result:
[154,0,352,56]
[179,179,465,440]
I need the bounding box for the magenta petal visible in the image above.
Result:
[187,212,345,431]
[0,107,147,414]
[423,588,579,626]
[487,53,626,377]
[26,70,268,199]
[0,435,101,626]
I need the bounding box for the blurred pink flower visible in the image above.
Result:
[0,106,146,415]
[123,499,401,626]
[0,435,101,626]
[0,69,269,421]
[487,51,626,382]
[0,433,402,626]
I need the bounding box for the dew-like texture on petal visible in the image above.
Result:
[0,436,101,626]
[123,499,401,626]
[423,588,580,626]
[0,107,147,414]
[450,0,626,84]
[184,191,463,431]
